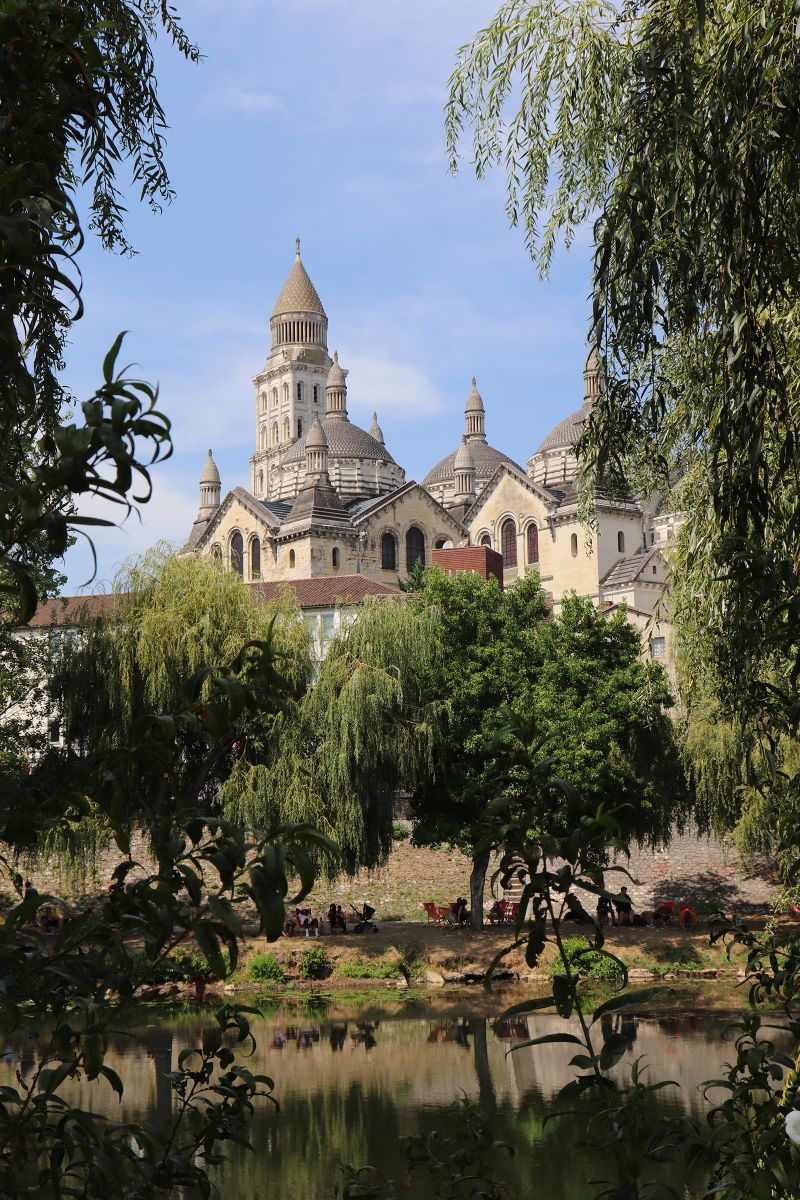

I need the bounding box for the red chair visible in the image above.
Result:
[488,899,507,926]
[508,901,520,924]
[679,905,696,929]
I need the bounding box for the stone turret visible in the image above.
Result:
[583,346,603,405]
[464,377,486,441]
[182,449,221,551]
[369,411,385,446]
[326,351,348,422]
[304,416,330,482]
[453,440,476,502]
[198,449,221,514]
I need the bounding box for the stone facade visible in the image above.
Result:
[184,242,680,661]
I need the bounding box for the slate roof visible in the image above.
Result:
[601,547,658,589]
[422,440,523,487]
[282,418,397,466]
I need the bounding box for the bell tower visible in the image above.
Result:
[250,239,332,500]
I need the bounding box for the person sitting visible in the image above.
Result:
[297,908,320,937]
[328,903,346,933]
[614,886,634,926]
[487,899,507,926]
[596,895,616,927]
[453,897,470,926]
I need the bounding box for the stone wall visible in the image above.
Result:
[613,823,777,915]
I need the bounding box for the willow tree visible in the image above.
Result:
[222,596,443,874]
[50,545,313,834]
[447,1,800,740]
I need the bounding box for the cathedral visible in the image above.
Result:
[183,242,676,657]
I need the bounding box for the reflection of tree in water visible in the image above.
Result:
[214,1083,408,1200]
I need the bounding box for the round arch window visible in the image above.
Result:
[501,518,517,567]
[406,526,425,572]
[230,531,244,576]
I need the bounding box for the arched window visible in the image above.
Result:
[501,518,517,567]
[271,421,279,446]
[297,418,303,439]
[571,532,578,557]
[257,470,263,495]
[288,548,296,569]
[230,531,244,576]
[617,530,625,553]
[527,523,539,564]
[210,544,222,561]
[297,381,303,403]
[406,526,425,572]
[313,385,319,404]
[272,388,278,407]
[381,532,397,571]
[283,383,289,403]
[331,547,340,568]
[260,425,267,449]
[250,537,261,579]
[480,533,491,548]
[283,417,290,441]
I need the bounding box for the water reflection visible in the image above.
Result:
[1,1003,789,1199]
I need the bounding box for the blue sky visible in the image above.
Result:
[62,0,593,592]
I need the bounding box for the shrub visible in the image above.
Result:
[550,937,624,987]
[335,958,400,980]
[133,948,221,984]
[392,821,410,841]
[246,952,285,983]
[298,944,330,980]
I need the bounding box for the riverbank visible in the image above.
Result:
[165,912,785,998]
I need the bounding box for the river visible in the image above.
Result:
[3,990,788,1198]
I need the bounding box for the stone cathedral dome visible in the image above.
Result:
[423,377,523,506]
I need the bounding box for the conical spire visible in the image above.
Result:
[369,411,385,445]
[464,376,486,441]
[198,449,220,512]
[326,350,349,422]
[271,238,327,319]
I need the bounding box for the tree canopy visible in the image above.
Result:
[446,1,800,739]
[406,569,683,923]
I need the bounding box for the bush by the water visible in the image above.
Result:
[298,944,330,980]
[133,948,222,984]
[335,957,400,979]
[247,952,285,983]
[551,937,624,986]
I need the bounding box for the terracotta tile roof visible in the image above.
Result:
[249,575,402,609]
[24,594,118,628]
[22,575,402,628]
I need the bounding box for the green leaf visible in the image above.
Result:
[591,987,665,1024]
[507,1032,585,1056]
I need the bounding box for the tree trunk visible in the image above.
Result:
[470,847,490,930]
[472,1018,496,1109]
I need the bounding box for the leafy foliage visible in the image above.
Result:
[224,595,443,874]
[246,951,286,984]
[446,0,800,743]
[406,570,683,923]
[298,944,330,980]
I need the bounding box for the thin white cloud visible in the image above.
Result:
[202,86,285,116]
[340,351,443,418]
[63,478,199,593]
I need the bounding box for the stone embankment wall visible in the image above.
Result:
[613,823,777,914]
[8,823,778,917]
